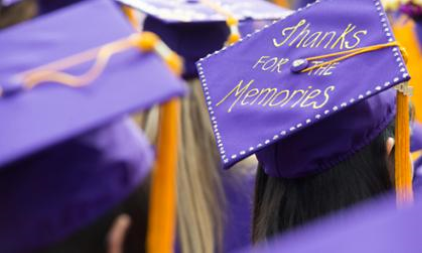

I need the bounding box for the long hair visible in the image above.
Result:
[138,79,225,253]
[0,0,37,29]
[252,120,395,243]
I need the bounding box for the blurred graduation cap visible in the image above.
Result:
[197,0,413,201]
[0,0,185,251]
[238,191,422,253]
[117,0,291,78]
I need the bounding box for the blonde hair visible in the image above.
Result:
[0,0,38,29]
[137,79,225,253]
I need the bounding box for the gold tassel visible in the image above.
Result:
[122,9,182,252]
[121,5,141,32]
[147,98,180,253]
[395,82,413,205]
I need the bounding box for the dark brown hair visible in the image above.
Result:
[252,120,395,243]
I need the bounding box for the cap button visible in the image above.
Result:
[0,79,24,97]
[291,59,309,73]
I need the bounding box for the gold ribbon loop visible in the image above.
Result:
[199,0,241,45]
[301,41,405,73]
[1,32,183,96]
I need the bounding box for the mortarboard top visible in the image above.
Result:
[0,118,153,252]
[117,0,287,24]
[238,191,422,253]
[117,0,292,78]
[0,0,186,168]
[0,0,186,251]
[197,0,410,178]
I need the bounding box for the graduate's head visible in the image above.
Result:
[252,116,396,242]
[123,0,291,79]
[0,119,153,253]
[128,1,291,252]
[252,103,418,242]
[0,0,186,251]
[196,0,413,243]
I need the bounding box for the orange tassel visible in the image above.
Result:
[273,0,289,8]
[395,83,413,205]
[122,5,140,31]
[122,8,181,252]
[147,98,180,253]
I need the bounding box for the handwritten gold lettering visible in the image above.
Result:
[216,79,254,113]
[348,30,368,48]
[241,88,260,105]
[273,19,307,47]
[252,88,278,106]
[272,20,367,50]
[269,90,290,106]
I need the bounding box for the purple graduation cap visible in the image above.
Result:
[116,0,291,78]
[0,0,185,251]
[237,191,422,253]
[197,0,410,178]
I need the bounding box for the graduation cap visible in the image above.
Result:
[117,0,291,78]
[0,0,186,251]
[238,191,422,253]
[197,0,413,202]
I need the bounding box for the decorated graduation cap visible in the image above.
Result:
[239,192,422,253]
[117,0,291,78]
[0,0,185,251]
[197,0,413,202]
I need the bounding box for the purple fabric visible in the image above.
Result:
[142,4,291,79]
[417,156,422,170]
[37,0,84,14]
[0,0,186,167]
[400,3,422,19]
[197,0,410,178]
[144,17,229,79]
[222,167,256,252]
[256,91,396,178]
[0,118,153,252]
[117,0,289,24]
[237,191,422,253]
[411,122,422,152]
[294,0,315,9]
[144,18,288,79]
